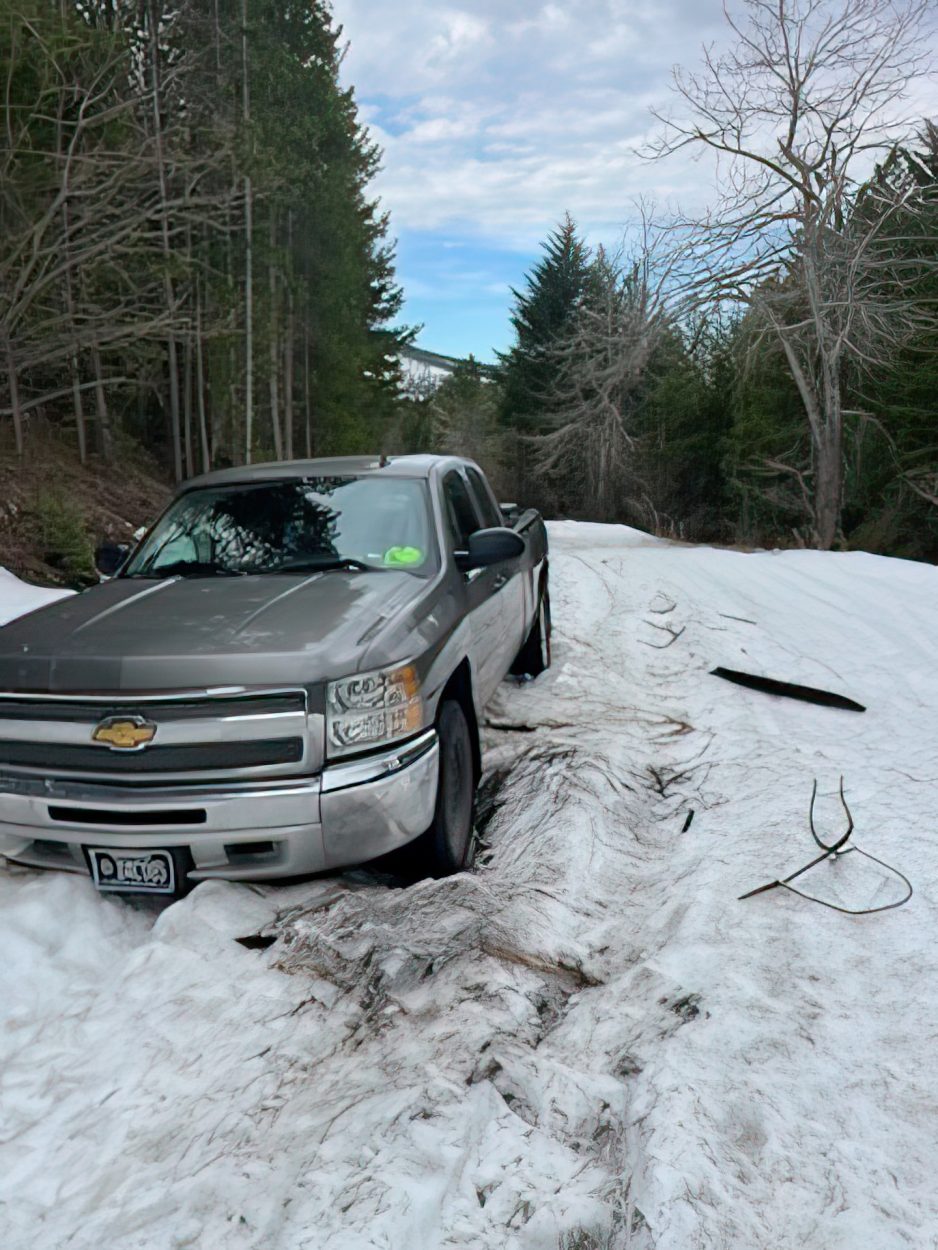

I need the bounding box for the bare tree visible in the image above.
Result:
[648,0,937,548]
[534,244,673,522]
[429,360,503,475]
[0,1,233,466]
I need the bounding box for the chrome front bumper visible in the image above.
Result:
[0,731,439,883]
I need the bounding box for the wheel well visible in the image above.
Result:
[438,659,481,784]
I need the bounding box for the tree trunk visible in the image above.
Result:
[244,179,254,463]
[90,344,114,462]
[223,204,238,464]
[284,296,294,460]
[284,209,294,459]
[268,210,282,459]
[195,278,210,474]
[813,430,843,551]
[4,335,24,456]
[57,97,87,464]
[303,333,312,457]
[242,0,254,464]
[68,354,87,465]
[183,329,194,479]
[148,0,183,482]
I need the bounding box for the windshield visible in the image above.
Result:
[123,477,437,578]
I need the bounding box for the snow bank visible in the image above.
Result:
[2,528,938,1248]
[0,566,72,626]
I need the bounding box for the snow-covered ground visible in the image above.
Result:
[0,566,71,625]
[2,528,938,1249]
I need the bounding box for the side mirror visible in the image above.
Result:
[457,527,525,571]
[95,542,130,579]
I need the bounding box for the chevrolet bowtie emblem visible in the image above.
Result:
[92,717,158,750]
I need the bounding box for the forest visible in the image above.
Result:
[0,0,404,478]
[1,0,936,573]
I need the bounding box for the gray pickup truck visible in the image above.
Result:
[0,455,549,895]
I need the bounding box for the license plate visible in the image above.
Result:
[87,847,176,894]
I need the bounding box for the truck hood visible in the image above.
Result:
[0,571,430,692]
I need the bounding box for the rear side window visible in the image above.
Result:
[465,468,502,529]
[442,472,481,549]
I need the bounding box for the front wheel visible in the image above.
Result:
[412,700,476,876]
[510,583,551,678]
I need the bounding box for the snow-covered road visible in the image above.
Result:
[3,525,938,1249]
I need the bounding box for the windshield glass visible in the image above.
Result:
[123,477,437,578]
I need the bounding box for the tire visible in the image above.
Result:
[413,700,476,876]
[510,582,552,678]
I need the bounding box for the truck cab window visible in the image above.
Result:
[465,468,502,529]
[442,472,481,549]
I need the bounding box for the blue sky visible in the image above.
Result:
[334,0,734,362]
[335,0,935,362]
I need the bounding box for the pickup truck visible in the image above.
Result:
[0,455,550,896]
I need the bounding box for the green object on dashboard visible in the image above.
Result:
[383,545,424,567]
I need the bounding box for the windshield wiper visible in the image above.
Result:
[128,561,246,580]
[271,556,373,574]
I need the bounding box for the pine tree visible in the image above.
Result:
[498,214,591,503]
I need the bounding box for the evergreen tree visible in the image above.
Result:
[851,123,938,559]
[498,214,591,504]
[430,358,503,484]
[636,319,734,540]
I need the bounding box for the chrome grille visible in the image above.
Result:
[0,738,304,772]
[0,688,315,784]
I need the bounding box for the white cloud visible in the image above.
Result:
[337,0,731,248]
[339,0,937,255]
[335,0,938,355]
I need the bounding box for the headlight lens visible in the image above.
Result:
[326,663,424,757]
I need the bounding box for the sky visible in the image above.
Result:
[335,1,936,363]
[334,0,730,361]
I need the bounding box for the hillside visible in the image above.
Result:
[0,427,171,585]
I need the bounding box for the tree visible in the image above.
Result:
[430,358,503,480]
[650,0,937,548]
[0,0,230,465]
[636,315,734,540]
[533,248,668,521]
[498,214,592,503]
[0,0,408,477]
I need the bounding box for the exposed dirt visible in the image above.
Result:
[0,422,171,585]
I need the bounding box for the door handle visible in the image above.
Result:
[493,573,507,591]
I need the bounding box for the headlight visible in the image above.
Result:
[326,662,425,757]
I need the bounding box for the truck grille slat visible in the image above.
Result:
[48,806,207,826]
[0,692,306,722]
[0,738,304,773]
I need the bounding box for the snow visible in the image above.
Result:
[3,528,938,1248]
[0,566,71,626]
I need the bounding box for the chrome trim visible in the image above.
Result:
[0,686,321,784]
[0,710,309,747]
[320,730,438,793]
[0,775,322,843]
[0,686,307,705]
[0,727,441,882]
[0,772,321,803]
[321,738,439,865]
